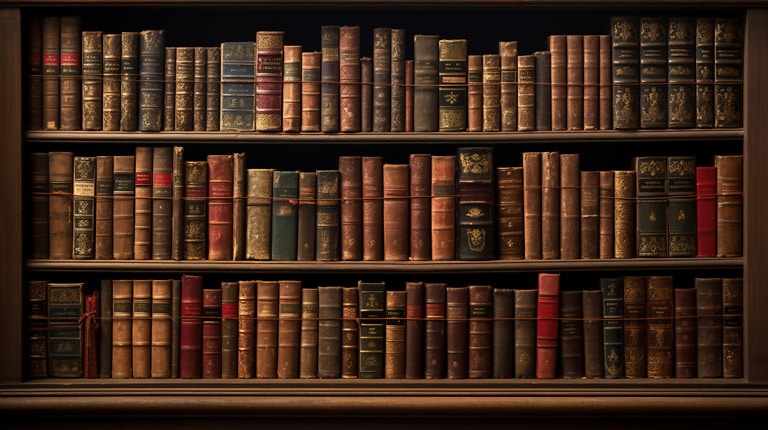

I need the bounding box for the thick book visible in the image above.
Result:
[339,156,363,261]
[714,17,743,128]
[207,154,234,260]
[499,41,518,131]
[112,279,133,378]
[541,151,560,260]
[245,168,273,260]
[282,45,302,133]
[256,280,279,378]
[26,280,48,378]
[299,287,319,379]
[72,155,96,260]
[667,155,697,257]
[696,277,723,378]
[611,16,640,129]
[497,166,524,260]
[492,288,515,378]
[26,16,42,130]
[405,281,425,379]
[560,153,581,260]
[430,155,456,261]
[601,276,624,379]
[696,165,717,257]
[297,171,317,261]
[174,46,194,130]
[318,286,342,379]
[722,277,744,378]
[583,34,600,130]
[383,163,410,261]
[582,289,603,378]
[409,154,431,261]
[220,41,255,131]
[566,34,584,131]
[202,288,222,379]
[150,279,172,378]
[468,285,493,379]
[438,38,468,131]
[457,147,495,260]
[58,16,81,131]
[514,288,537,378]
[695,17,715,128]
[95,155,114,260]
[271,170,300,261]
[341,286,359,378]
[646,275,674,379]
[99,279,113,378]
[599,170,615,259]
[373,27,392,132]
[320,25,340,133]
[424,282,447,379]
[137,29,164,131]
[192,47,207,131]
[256,31,284,132]
[277,280,302,379]
[102,33,122,130]
[221,281,239,379]
[183,160,208,260]
[132,279,152,378]
[614,170,637,259]
[233,153,246,261]
[536,273,560,379]
[151,147,173,260]
[316,169,340,261]
[639,16,668,129]
[385,290,406,379]
[548,34,567,131]
[237,280,256,378]
[180,274,203,379]
[714,155,743,257]
[30,152,49,259]
[559,290,584,378]
[523,152,542,260]
[635,156,668,258]
[599,34,613,130]
[81,30,103,130]
[517,54,535,132]
[47,282,84,378]
[163,46,176,130]
[580,171,600,259]
[623,275,648,378]
[41,16,60,130]
[534,50,551,131]
[133,146,153,260]
[674,287,697,378]
[301,51,321,132]
[413,34,439,132]
[362,156,384,261]
[446,285,469,379]
[482,54,501,132]
[206,46,221,131]
[358,281,386,379]
[467,54,483,132]
[48,151,74,259]
[667,16,696,128]
[390,28,406,131]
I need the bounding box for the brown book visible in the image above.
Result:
[245,168,274,260]
[515,288,537,378]
[373,27,392,132]
[297,171,317,261]
[362,156,384,261]
[431,155,456,261]
[438,38,468,132]
[120,31,139,131]
[256,280,278,378]
[277,280,302,379]
[59,16,81,131]
[523,152,542,260]
[517,54,535,131]
[468,285,493,379]
[583,34,599,130]
[300,51,321,132]
[413,34,439,132]
[26,280,47,378]
[320,25,340,133]
[722,277,744,378]
[282,45,302,132]
[132,279,152,378]
[202,288,222,379]
[151,147,173,260]
[391,28,406,132]
[134,146,153,260]
[383,163,410,261]
[193,47,208,131]
[492,288,515,378]
[566,34,584,130]
[171,146,184,261]
[385,290,406,379]
[582,289,603,378]
[26,16,42,130]
[559,290,584,378]
[560,153,580,260]
[208,154,234,260]
[299,287,319,379]
[206,46,221,131]
[497,166,524,260]
[446,286,469,379]
[113,155,135,259]
[183,161,207,260]
[237,280,256,378]
[696,277,723,378]
[339,25,361,133]
[41,16,60,130]
[221,281,239,379]
[30,152,49,259]
[614,170,637,259]
[499,40,518,132]
[541,151,561,260]
[174,47,194,130]
[674,287,697,378]
[623,275,647,378]
[255,31,284,132]
[409,154,431,261]
[72,156,96,260]
[232,152,246,261]
[646,275,674,379]
[81,30,103,130]
[163,46,176,131]
[598,170,615,259]
[548,34,567,131]
[599,34,613,130]
[405,281,425,379]
[318,285,342,379]
[580,171,600,259]
[95,155,114,260]
[361,56,373,132]
[111,279,132,378]
[170,279,181,378]
[482,54,501,131]
[151,279,172,378]
[102,33,122,130]
[339,155,362,261]
[424,282,447,379]
[714,155,743,257]
[316,169,340,261]
[48,151,73,259]
[341,285,359,378]
[534,50,552,131]
[467,54,483,132]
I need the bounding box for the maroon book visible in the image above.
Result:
[536,273,560,378]
[339,155,362,261]
[83,289,100,378]
[468,285,493,379]
[405,281,425,379]
[446,286,469,379]
[255,31,284,132]
[180,274,203,379]
[409,154,432,261]
[207,154,234,260]
[696,166,717,257]
[424,282,447,379]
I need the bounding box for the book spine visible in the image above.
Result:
[138,29,164,131]
[580,171,600,259]
[95,155,114,261]
[27,16,42,130]
[482,54,501,131]
[339,156,363,261]
[72,155,96,260]
[499,41,518,131]
[696,166,717,257]
[696,277,723,378]
[523,152,542,260]
[341,286,359,378]
[599,34,613,130]
[151,147,173,260]
[112,155,135,260]
[358,281,386,379]
[601,277,624,378]
[424,283,447,379]
[256,31,284,132]
[163,46,176,131]
[385,290,406,379]
[321,25,340,133]
[316,170,340,261]
[667,17,696,128]
[171,279,181,378]
[208,154,234,260]
[59,16,81,131]
[536,273,560,379]
[614,170,637,259]
[99,279,113,378]
[639,17,668,129]
[112,279,133,378]
[722,277,744,378]
[468,285,493,379]
[271,170,300,261]
[47,282,84,378]
[361,56,373,132]
[102,33,122,131]
[635,156,668,257]
[623,275,648,378]
[383,164,410,261]
[171,146,184,261]
[297,171,318,261]
[674,287,697,378]
[405,281,425,379]
[667,155,697,257]
[695,17,715,128]
[413,34,439,132]
[202,288,222,379]
[133,146,153,260]
[237,280,256,378]
[409,154,432,261]
[206,46,221,131]
[120,31,139,131]
[390,28,406,132]
[282,45,302,133]
[457,147,495,260]
[646,275,674,379]
[180,274,203,379]
[582,289,604,378]
[714,17,743,128]
[277,280,302,379]
[566,34,584,131]
[430,155,456,261]
[339,25,360,133]
[256,280,279,378]
[132,279,152,379]
[174,47,194,130]
[318,286,342,378]
[541,151,561,260]
[183,161,208,260]
[560,153,581,260]
[534,50,551,131]
[373,27,391,132]
[496,166,524,260]
[48,151,74,259]
[150,279,172,378]
[467,54,483,132]
[714,155,743,257]
[221,281,239,379]
[611,16,640,129]
[301,51,321,132]
[517,54,535,132]
[362,156,384,261]
[598,170,615,259]
[299,288,319,379]
[26,280,48,378]
[548,34,567,131]
[446,286,469,379]
[220,41,255,131]
[245,168,274,260]
[514,288,537,378]
[559,290,584,378]
[30,152,49,259]
[583,34,600,130]
[81,31,103,131]
[438,38,468,132]
[492,288,515,378]
[193,47,207,132]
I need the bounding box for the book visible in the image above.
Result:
[361,56,373,131]
[150,279,172,378]
[208,154,234,260]
[523,152,542,260]
[297,171,317,261]
[582,289,603,378]
[183,160,208,260]
[413,34,439,132]
[696,166,717,257]
[467,54,483,132]
[81,30,103,130]
[667,16,696,128]
[163,46,175,131]
[237,280,256,378]
[566,34,584,130]
[534,50,551,131]
[318,285,342,379]
[714,17,744,128]
[95,155,114,260]
[316,169,340,261]
[134,146,153,260]
[385,290,406,379]
[58,16,81,131]
[383,163,409,261]
[390,28,406,132]
[601,276,624,379]
[29,152,49,259]
[174,46,194,130]
[256,280,279,378]
[438,38,468,131]
[424,282,447,379]
[339,156,362,261]
[611,16,640,129]
[83,288,101,377]
[171,279,181,378]
[674,287,697,378]
[193,46,206,131]
[112,279,132,378]
[492,288,515,378]
[499,41,518,131]
[517,54,535,132]
[201,288,222,379]
[373,27,392,132]
[548,34,567,131]
[722,277,744,378]
[132,279,152,378]
[536,273,560,379]
[221,281,239,379]
[599,34,613,130]
[151,147,173,260]
[714,155,743,257]
[277,280,302,379]
[206,46,221,131]
[541,151,560,260]
[623,275,647,378]
[482,54,501,131]
[497,166,524,260]
[696,17,715,128]
[180,274,203,379]
[301,51,321,132]
[245,168,274,260]
[634,156,668,258]
[560,153,581,260]
[362,156,384,261]
[299,287,319,379]
[256,30,284,132]
[42,16,61,128]
[72,155,96,260]
[696,277,723,378]
[583,34,600,130]
[430,155,456,261]
[99,279,112,378]
[341,285,359,378]
[409,154,431,261]
[282,45,302,132]
[48,151,73,259]
[457,147,495,260]
[102,33,122,130]
[468,285,493,379]
[47,281,84,378]
[614,170,637,259]
[446,285,469,379]
[320,25,340,133]
[599,170,615,259]
[232,152,246,260]
[26,280,48,378]
[358,281,386,379]
[646,275,674,379]
[271,170,300,261]
[120,31,139,131]
[515,288,537,378]
[666,155,697,257]
[220,41,255,131]
[580,170,600,259]
[137,29,164,131]
[405,281,425,379]
[26,16,42,130]
[639,16,668,129]
[559,290,584,378]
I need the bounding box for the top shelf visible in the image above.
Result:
[3,0,768,7]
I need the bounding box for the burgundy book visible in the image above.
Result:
[405,281,425,379]
[151,147,173,260]
[277,280,302,379]
[339,155,362,261]
[468,285,493,379]
[536,273,560,379]
[446,286,469,379]
[431,155,456,261]
[83,289,99,378]
[373,27,392,132]
[256,280,279,378]
[383,163,410,261]
[696,166,717,257]
[424,282,447,379]
[232,152,246,261]
[696,277,723,378]
[255,31,284,132]
[180,274,203,379]
[362,156,384,261]
[237,280,256,378]
[202,288,222,379]
[674,287,697,378]
[566,35,584,130]
[339,25,361,132]
[492,288,515,378]
[523,152,542,259]
[409,154,432,261]
[207,154,234,260]
[548,34,567,131]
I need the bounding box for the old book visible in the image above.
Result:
[457,147,495,260]
[282,45,302,132]
[202,287,222,379]
[150,279,172,378]
[559,290,584,378]
[383,163,410,261]
[446,285,469,379]
[174,47,194,130]
[517,54,535,132]
[390,28,406,132]
[271,170,300,261]
[30,152,49,259]
[132,279,152,378]
[318,285,343,379]
[536,273,560,379]
[438,38,468,131]
[113,155,135,259]
[220,41,255,131]
[598,170,615,259]
[120,31,139,131]
[696,277,723,378]
[601,277,624,379]
[192,47,207,131]
[171,147,184,260]
[237,280,256,378]
[534,50,551,131]
[81,30,103,130]
[316,169,341,261]
[430,155,456,261]
[515,288,537,378]
[409,154,431,261]
[674,286,697,378]
[297,171,317,261]
[599,34,613,130]
[99,279,113,378]
[523,152,542,260]
[137,29,164,131]
[468,285,493,379]
[95,155,114,260]
[72,155,96,259]
[206,46,221,131]
[714,155,743,257]
[171,279,181,378]
[385,290,406,379]
[467,54,483,132]
[277,280,302,379]
[614,170,637,259]
[320,25,340,133]
[26,16,42,130]
[362,156,384,261]
[696,165,717,257]
[405,281,425,379]
[47,282,84,378]
[256,30,284,132]
[339,25,360,133]
[26,280,48,379]
[695,17,715,128]
[163,46,176,130]
[635,156,668,258]
[548,34,567,131]
[714,17,743,128]
[180,274,203,379]
[59,16,81,131]
[299,287,319,379]
[623,275,648,378]
[256,280,279,378]
[41,16,60,130]
[646,275,674,379]
[722,277,744,378]
[566,34,584,130]
[358,281,386,379]
[221,281,239,379]
[300,51,321,132]
[541,151,561,260]
[48,151,74,259]
[361,56,373,131]
[208,154,234,260]
[582,289,603,378]
[133,146,153,260]
[482,54,501,131]
[611,16,640,129]
[639,16,668,129]
[499,41,518,131]
[112,279,132,378]
[245,168,273,260]
[667,155,697,257]
[497,166,524,260]
[583,34,599,130]
[580,171,600,259]
[341,285,359,378]
[413,34,439,132]
[424,282,447,379]
[339,156,362,261]
[667,16,696,128]
[183,161,207,260]
[492,288,515,378]
[151,147,173,260]
[102,33,122,130]
[560,153,581,260]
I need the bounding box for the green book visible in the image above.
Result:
[47,282,85,378]
[271,170,299,261]
[358,280,386,378]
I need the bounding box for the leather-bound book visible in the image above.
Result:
[457,147,495,260]
[202,287,222,379]
[26,16,42,130]
[635,156,668,258]
[492,288,515,378]
[611,16,640,129]
[237,280,256,378]
[536,273,560,379]
[102,33,122,130]
[256,280,279,378]
[95,155,114,260]
[151,147,173,260]
[339,25,360,133]
[112,155,135,260]
[598,34,612,130]
[137,29,164,131]
[534,50,551,131]
[277,280,302,379]
[131,279,152,378]
[430,155,456,261]
[320,25,340,133]
[318,286,342,378]
[674,287,697,378]
[207,154,234,260]
[26,280,47,378]
[438,38,468,131]
[468,285,493,379]
[499,41,518,131]
[151,279,172,378]
[667,16,696,128]
[405,281,425,379]
[282,45,302,133]
[566,34,584,130]
[523,152,542,260]
[696,277,723,378]
[598,170,615,259]
[47,282,84,378]
[72,155,96,259]
[99,279,113,378]
[359,281,386,379]
[220,41,255,131]
[48,151,73,259]
[714,17,743,128]
[271,170,300,261]
[83,289,99,379]
[373,27,392,132]
[541,151,560,260]
[339,156,362,261]
[623,275,648,378]
[171,279,181,378]
[385,290,406,379]
[180,274,203,379]
[601,276,624,379]
[41,16,60,130]
[112,279,133,378]
[560,153,580,260]
[514,288,537,378]
[174,47,194,131]
[205,46,221,131]
[696,166,717,257]
[297,171,317,261]
[81,30,103,130]
[548,34,567,131]
[301,51,321,132]
[516,54,535,132]
[383,163,410,261]
[446,285,469,379]
[646,275,674,379]
[120,31,139,131]
[342,285,359,378]
[667,155,697,257]
[582,289,603,378]
[316,169,340,261]
[256,30,284,132]
[695,17,715,128]
[232,152,246,260]
[496,166,524,260]
[245,168,273,260]
[722,277,744,378]
[390,28,406,132]
[362,156,384,261]
[714,155,743,257]
[300,287,319,379]
[59,16,81,131]
[134,146,153,260]
[639,17,668,129]
[163,46,176,130]
[614,170,637,259]
[413,34,439,132]
[192,47,206,132]
[221,281,239,379]
[467,54,483,132]
[183,161,208,260]
[580,171,600,259]
[424,282,447,379]
[361,56,373,132]
[559,290,584,378]
[30,152,49,259]
[482,54,501,131]
[409,154,431,261]
[583,34,599,130]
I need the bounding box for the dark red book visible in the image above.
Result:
[207,154,234,260]
[424,282,447,379]
[83,289,100,378]
[180,274,203,379]
[696,166,717,257]
[339,155,362,261]
[468,285,493,379]
[674,287,697,378]
[405,281,425,379]
[536,273,560,379]
[409,154,432,261]
[255,31,284,132]
[446,286,469,379]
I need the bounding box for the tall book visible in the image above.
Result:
[320,25,340,133]
[220,41,255,131]
[341,285,359,378]
[180,274,203,379]
[696,277,723,378]
[431,155,456,261]
[413,34,439,132]
[174,47,194,130]
[667,155,697,257]
[599,170,615,259]
[583,34,600,130]
[523,152,542,260]
[515,288,537,378]
[339,156,362,261]
[192,47,207,131]
[318,286,342,379]
[102,33,122,131]
[389,28,406,131]
[580,170,600,259]
[81,30,103,130]
[492,288,515,378]
[405,281,425,379]
[601,277,624,379]
[120,31,139,131]
[424,282,447,379]
[26,16,42,130]
[667,16,696,128]
[206,46,221,131]
[171,279,181,378]
[372,27,391,132]
[714,17,743,128]
[541,151,560,260]
[99,279,113,378]
[497,166,524,260]
[499,41,518,131]
[457,147,495,260]
[208,154,234,260]
[517,54,535,132]
[534,50,551,131]
[695,17,715,128]
[582,289,603,378]
[151,147,173,260]
[82,289,98,378]
[48,151,74,259]
[282,45,302,133]
[361,56,373,132]
[560,153,580,260]
[26,280,48,378]
[385,290,406,379]
[255,30,284,132]
[47,282,84,378]
[202,288,222,379]
[358,281,386,379]
[163,46,176,131]
[467,54,483,132]
[383,163,409,261]
[271,170,300,261]
[634,156,668,257]
[137,29,164,131]
[41,16,60,130]
[95,155,114,260]
[646,275,674,379]
[614,170,637,259]
[714,155,743,257]
[256,280,279,378]
[639,16,668,129]
[112,279,132,378]
[232,153,246,261]
[58,16,81,131]
[362,156,384,261]
[300,51,321,132]
[468,285,493,379]
[623,275,647,378]
[566,34,584,131]
[409,154,432,261]
[132,279,152,378]
[299,287,319,379]
[536,273,560,379]
[696,165,717,257]
[674,287,697,378]
[599,34,613,130]
[297,171,317,261]
[221,281,239,379]
[133,146,153,260]
[245,168,273,260]
[548,34,567,131]
[611,16,640,129]
[30,152,49,259]
[438,38,468,132]
[277,280,302,379]
[316,169,340,261]
[559,290,584,378]
[150,279,172,378]
[183,160,208,260]
[446,285,469,379]
[482,54,502,131]
[722,277,744,378]
[72,155,96,259]
[237,280,256,378]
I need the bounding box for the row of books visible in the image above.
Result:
[30,148,744,262]
[28,273,743,380]
[27,15,744,134]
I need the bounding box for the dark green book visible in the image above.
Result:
[601,277,624,379]
[667,156,697,257]
[456,147,495,260]
[639,16,668,129]
[47,281,85,378]
[271,170,300,261]
[635,156,668,257]
[611,16,640,129]
[358,280,386,378]
[667,16,696,128]
[73,156,96,259]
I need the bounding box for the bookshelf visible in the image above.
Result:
[1,1,768,428]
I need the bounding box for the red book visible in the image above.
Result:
[207,154,234,260]
[696,166,717,257]
[255,31,284,132]
[83,289,100,378]
[180,274,203,379]
[536,272,560,378]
